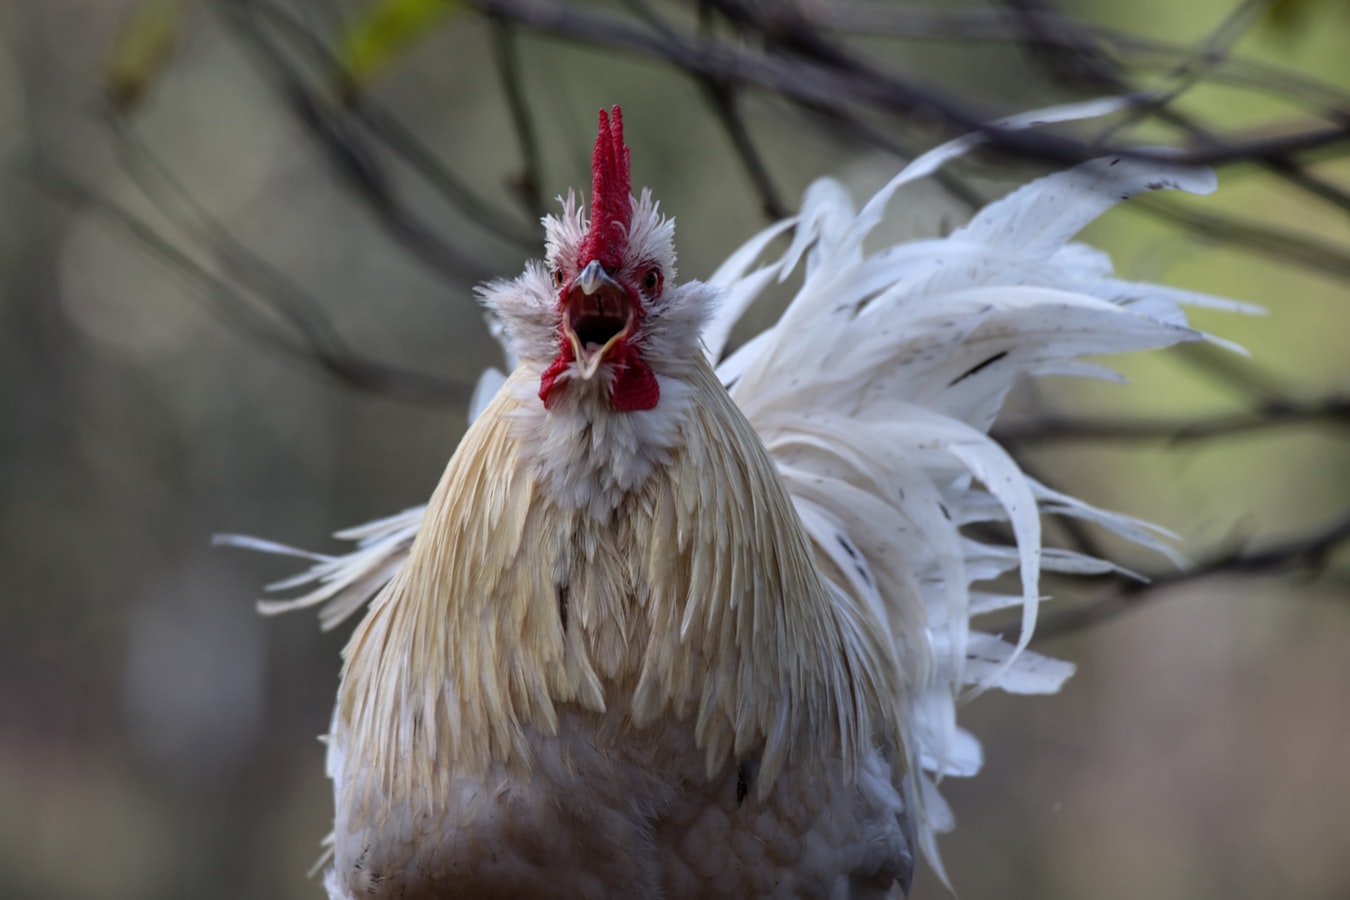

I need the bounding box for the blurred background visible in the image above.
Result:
[3,1,1349,898]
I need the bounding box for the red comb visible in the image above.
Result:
[579,106,632,271]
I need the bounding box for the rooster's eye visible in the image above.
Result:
[552,268,565,288]
[643,268,662,293]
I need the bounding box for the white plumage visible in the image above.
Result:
[223,99,1249,896]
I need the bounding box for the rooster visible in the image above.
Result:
[224,102,1247,898]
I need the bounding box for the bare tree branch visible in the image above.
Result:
[489,18,546,222]
[996,394,1350,446]
[1032,509,1350,640]
[1140,195,1350,283]
[464,0,1350,170]
[166,0,1350,294]
[826,3,1350,116]
[222,0,539,260]
[53,0,1350,654]
[27,151,470,404]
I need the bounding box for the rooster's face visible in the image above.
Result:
[552,258,657,385]
[481,106,710,415]
[536,106,676,412]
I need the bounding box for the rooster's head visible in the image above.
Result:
[536,106,683,411]
[480,106,711,415]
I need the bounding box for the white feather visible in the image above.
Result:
[700,129,1247,874]
[702,218,797,363]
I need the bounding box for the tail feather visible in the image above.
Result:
[953,153,1216,257]
[216,506,422,630]
[702,110,1248,874]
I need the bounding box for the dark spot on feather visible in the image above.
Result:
[939,503,952,521]
[1110,157,1121,166]
[557,584,570,633]
[949,350,1008,386]
[1120,193,1130,201]
[836,535,874,587]
[736,759,757,806]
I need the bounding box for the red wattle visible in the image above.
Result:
[538,347,574,408]
[609,346,660,411]
[537,342,658,412]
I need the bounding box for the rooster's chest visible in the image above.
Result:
[328,707,910,900]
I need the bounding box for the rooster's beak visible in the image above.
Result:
[564,261,635,379]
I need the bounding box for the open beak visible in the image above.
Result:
[563,260,635,379]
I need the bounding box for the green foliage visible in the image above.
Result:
[1264,0,1350,35]
[337,0,463,101]
[101,0,190,113]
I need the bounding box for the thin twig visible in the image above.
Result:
[700,81,789,220]
[1140,196,1350,283]
[222,0,537,254]
[1032,509,1350,639]
[995,395,1350,446]
[489,18,546,221]
[1169,342,1290,403]
[825,4,1350,115]
[28,155,469,403]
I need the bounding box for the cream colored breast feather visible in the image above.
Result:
[334,356,903,818]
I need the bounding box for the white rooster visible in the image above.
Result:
[225,101,1247,898]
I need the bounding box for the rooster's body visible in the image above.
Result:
[231,103,1247,898]
[330,350,910,897]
